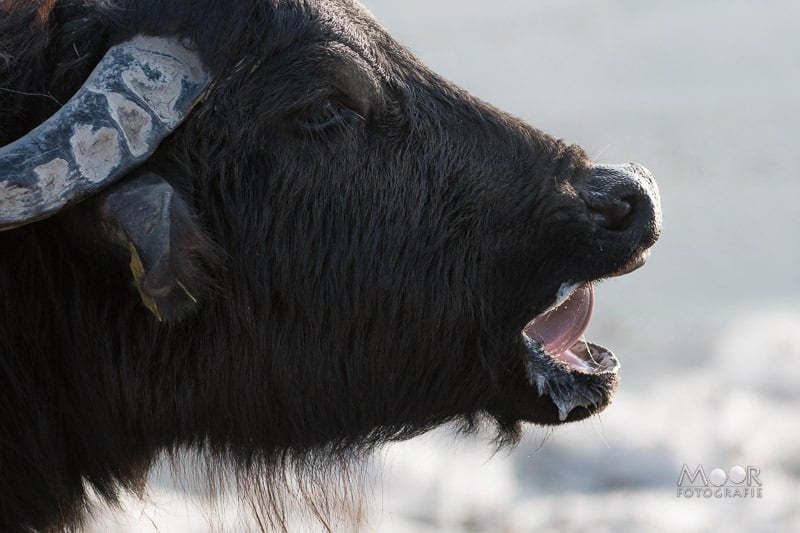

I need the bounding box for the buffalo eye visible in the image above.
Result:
[295,97,365,132]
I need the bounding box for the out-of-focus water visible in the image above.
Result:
[88,1,800,531]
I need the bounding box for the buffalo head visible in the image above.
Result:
[0,0,661,529]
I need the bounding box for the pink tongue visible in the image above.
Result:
[525,285,594,355]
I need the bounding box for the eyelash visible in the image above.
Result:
[296,98,365,132]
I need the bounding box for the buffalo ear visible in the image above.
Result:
[96,172,220,322]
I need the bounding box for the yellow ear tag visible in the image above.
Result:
[128,242,162,321]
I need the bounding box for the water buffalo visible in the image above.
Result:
[0,0,661,530]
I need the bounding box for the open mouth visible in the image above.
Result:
[515,250,652,424]
[522,284,618,376]
[519,282,621,423]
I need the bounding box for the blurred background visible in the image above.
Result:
[90,0,800,531]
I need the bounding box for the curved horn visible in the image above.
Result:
[0,35,210,231]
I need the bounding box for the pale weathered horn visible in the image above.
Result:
[0,35,210,231]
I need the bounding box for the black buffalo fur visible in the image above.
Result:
[0,0,634,530]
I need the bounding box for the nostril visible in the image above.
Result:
[584,162,660,238]
[586,195,634,231]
